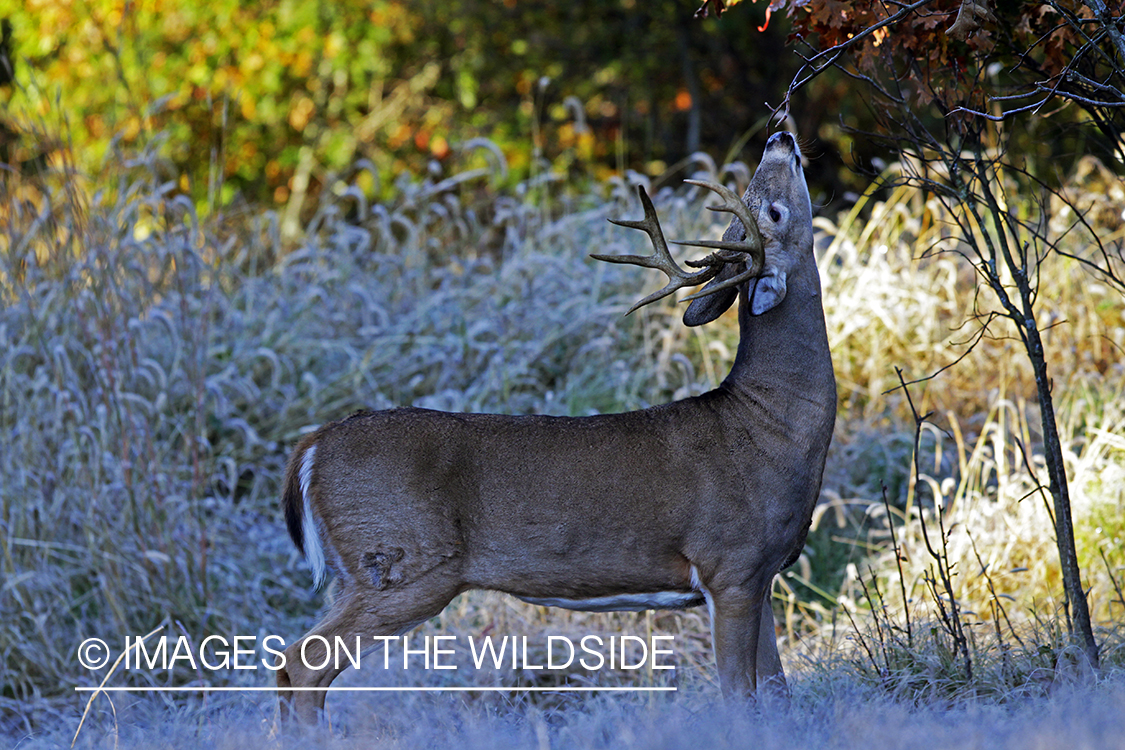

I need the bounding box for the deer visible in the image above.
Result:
[275,130,836,724]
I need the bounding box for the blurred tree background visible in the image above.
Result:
[0,0,867,216]
[2,2,1115,219]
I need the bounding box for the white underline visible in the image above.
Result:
[75,686,677,693]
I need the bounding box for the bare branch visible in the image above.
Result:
[783,0,942,106]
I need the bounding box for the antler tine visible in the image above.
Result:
[671,179,767,302]
[680,180,765,260]
[592,185,719,314]
[679,264,760,302]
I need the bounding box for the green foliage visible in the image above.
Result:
[1,0,825,214]
[3,0,425,204]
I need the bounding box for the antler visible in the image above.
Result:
[677,180,765,302]
[594,183,764,315]
[593,186,719,314]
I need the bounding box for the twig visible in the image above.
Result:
[842,602,882,677]
[881,483,913,647]
[73,626,165,748]
[895,366,972,680]
[968,532,1027,652]
[1100,547,1125,612]
[782,0,942,109]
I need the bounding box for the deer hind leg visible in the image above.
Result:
[276,573,462,725]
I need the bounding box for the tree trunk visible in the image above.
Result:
[1024,321,1100,669]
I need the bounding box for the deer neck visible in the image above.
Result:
[720,255,835,409]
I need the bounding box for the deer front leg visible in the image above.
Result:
[709,585,765,700]
[755,594,790,704]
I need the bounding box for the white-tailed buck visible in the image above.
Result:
[276,131,836,723]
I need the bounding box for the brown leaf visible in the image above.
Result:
[947,0,996,40]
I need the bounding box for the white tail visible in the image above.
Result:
[276,131,835,723]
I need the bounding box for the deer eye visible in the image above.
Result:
[768,206,782,223]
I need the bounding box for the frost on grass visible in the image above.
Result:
[15,674,1125,749]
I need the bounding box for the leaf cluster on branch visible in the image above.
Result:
[768,0,1125,159]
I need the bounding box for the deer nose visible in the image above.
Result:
[766,131,797,151]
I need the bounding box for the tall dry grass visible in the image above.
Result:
[778,176,1125,703]
[1,135,1123,746]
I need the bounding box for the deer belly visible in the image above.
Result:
[515,591,705,612]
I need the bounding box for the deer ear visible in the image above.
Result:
[749,270,787,315]
[683,263,741,327]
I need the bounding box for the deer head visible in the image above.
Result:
[594,130,813,325]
